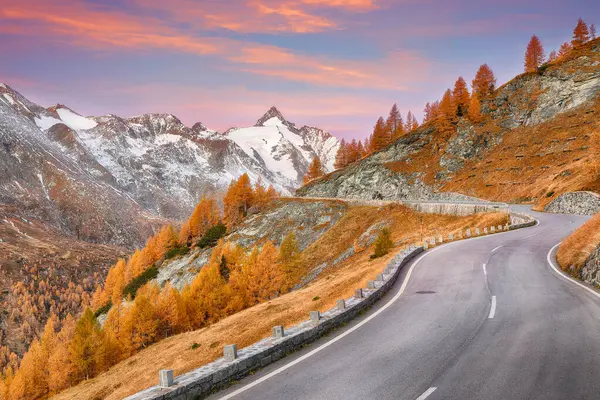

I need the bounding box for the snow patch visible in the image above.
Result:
[0,83,6,89]
[37,173,50,200]
[3,94,15,105]
[56,108,98,130]
[263,116,284,127]
[35,115,62,130]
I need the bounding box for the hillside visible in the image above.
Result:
[297,38,600,209]
[50,199,508,400]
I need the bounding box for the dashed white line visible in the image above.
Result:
[491,245,502,253]
[488,296,497,319]
[416,387,437,400]
[521,233,537,240]
[483,263,487,276]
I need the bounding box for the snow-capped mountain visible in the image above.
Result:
[0,83,339,246]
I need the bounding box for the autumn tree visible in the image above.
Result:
[47,314,76,393]
[334,139,348,169]
[558,41,572,57]
[452,77,470,116]
[423,101,440,123]
[369,117,388,152]
[373,228,393,258]
[385,104,404,139]
[405,111,419,131]
[188,196,221,240]
[472,64,496,99]
[591,24,597,40]
[525,35,545,73]
[303,156,325,184]
[572,18,590,47]
[468,95,482,122]
[121,292,159,350]
[439,89,454,120]
[69,308,103,381]
[279,231,300,290]
[548,50,558,62]
[245,242,284,304]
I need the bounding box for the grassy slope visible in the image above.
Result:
[52,202,507,400]
[557,212,600,272]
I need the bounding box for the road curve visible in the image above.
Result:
[210,206,599,400]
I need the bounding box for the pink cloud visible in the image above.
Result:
[1,0,430,91]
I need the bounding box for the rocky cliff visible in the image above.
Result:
[544,191,600,215]
[298,38,600,206]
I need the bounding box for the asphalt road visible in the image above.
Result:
[211,206,600,400]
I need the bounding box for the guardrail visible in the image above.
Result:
[127,211,532,400]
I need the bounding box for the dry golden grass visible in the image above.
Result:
[52,203,507,400]
[557,212,600,272]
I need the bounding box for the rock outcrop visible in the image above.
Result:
[298,38,600,205]
[579,245,600,287]
[544,191,600,215]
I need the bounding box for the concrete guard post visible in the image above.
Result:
[309,311,321,324]
[224,345,237,362]
[355,288,364,298]
[336,299,346,310]
[159,370,173,388]
[272,326,284,339]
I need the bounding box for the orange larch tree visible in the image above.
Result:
[472,64,496,99]
[548,50,558,62]
[468,95,482,123]
[591,24,597,40]
[369,117,388,153]
[303,156,325,184]
[452,77,470,116]
[558,41,573,57]
[524,35,545,73]
[385,103,404,140]
[334,139,348,169]
[439,89,454,119]
[572,18,590,47]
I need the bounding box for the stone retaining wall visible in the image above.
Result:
[126,247,423,400]
[544,191,600,216]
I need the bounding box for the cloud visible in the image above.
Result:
[1,0,430,91]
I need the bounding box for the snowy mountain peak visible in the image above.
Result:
[255,106,287,127]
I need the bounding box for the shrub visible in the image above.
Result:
[164,245,190,260]
[546,191,555,197]
[197,223,227,249]
[94,301,112,317]
[122,265,159,300]
[191,342,201,350]
[372,228,393,259]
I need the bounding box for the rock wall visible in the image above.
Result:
[544,191,600,215]
[579,245,600,287]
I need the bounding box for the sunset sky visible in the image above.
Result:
[1,0,597,139]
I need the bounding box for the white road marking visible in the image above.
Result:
[416,387,437,400]
[488,296,497,319]
[547,243,600,300]
[483,263,487,276]
[492,245,502,253]
[217,218,539,399]
[521,233,537,240]
[217,246,445,399]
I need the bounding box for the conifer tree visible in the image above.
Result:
[548,50,558,62]
[472,64,496,99]
[121,293,159,350]
[572,18,590,47]
[468,95,482,122]
[303,156,325,184]
[369,117,388,152]
[334,139,348,169]
[279,232,300,291]
[69,308,102,381]
[591,24,597,40]
[558,41,573,57]
[439,89,454,119]
[47,314,76,393]
[385,104,404,139]
[452,77,470,116]
[524,35,545,72]
[373,228,393,258]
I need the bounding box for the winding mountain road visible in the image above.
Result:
[210,206,600,400]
